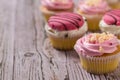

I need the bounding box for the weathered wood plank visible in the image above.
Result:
[13,0,43,80]
[0,0,17,80]
[42,39,69,80]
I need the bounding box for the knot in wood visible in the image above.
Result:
[24,52,35,57]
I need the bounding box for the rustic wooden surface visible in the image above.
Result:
[0,0,120,80]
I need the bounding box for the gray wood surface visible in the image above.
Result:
[0,0,120,80]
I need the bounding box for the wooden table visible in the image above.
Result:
[0,0,120,80]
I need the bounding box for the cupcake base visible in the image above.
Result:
[79,46,120,74]
[49,37,79,50]
[86,16,101,32]
[80,55,119,74]
[117,34,120,39]
[109,3,120,9]
[77,12,103,32]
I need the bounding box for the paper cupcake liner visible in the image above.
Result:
[79,53,120,74]
[109,3,120,9]
[42,13,52,22]
[49,36,79,50]
[86,16,102,31]
[76,11,103,32]
[116,34,120,39]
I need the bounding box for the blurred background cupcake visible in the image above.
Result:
[106,0,120,9]
[40,0,74,21]
[74,33,120,74]
[99,9,120,39]
[76,0,111,32]
[45,12,88,50]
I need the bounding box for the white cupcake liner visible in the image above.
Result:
[79,53,120,74]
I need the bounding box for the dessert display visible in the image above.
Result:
[40,0,120,75]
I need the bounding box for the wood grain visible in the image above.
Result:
[0,0,120,80]
[0,0,16,80]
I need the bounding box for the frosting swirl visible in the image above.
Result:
[103,9,120,26]
[48,12,85,31]
[41,0,73,10]
[74,33,119,56]
[78,0,110,14]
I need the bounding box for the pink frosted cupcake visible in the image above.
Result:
[76,0,111,31]
[45,12,88,50]
[99,9,120,39]
[74,33,120,74]
[40,0,74,21]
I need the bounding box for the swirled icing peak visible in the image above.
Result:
[41,0,73,10]
[78,0,110,14]
[74,33,119,56]
[48,12,85,31]
[103,9,120,26]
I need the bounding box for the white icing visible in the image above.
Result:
[99,20,120,34]
[45,19,88,38]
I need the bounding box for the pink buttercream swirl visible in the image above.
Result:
[78,0,110,14]
[74,33,119,56]
[41,0,73,10]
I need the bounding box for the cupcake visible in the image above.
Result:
[45,12,88,50]
[99,9,120,39]
[76,0,111,31]
[40,0,74,21]
[74,33,120,74]
[106,0,120,9]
